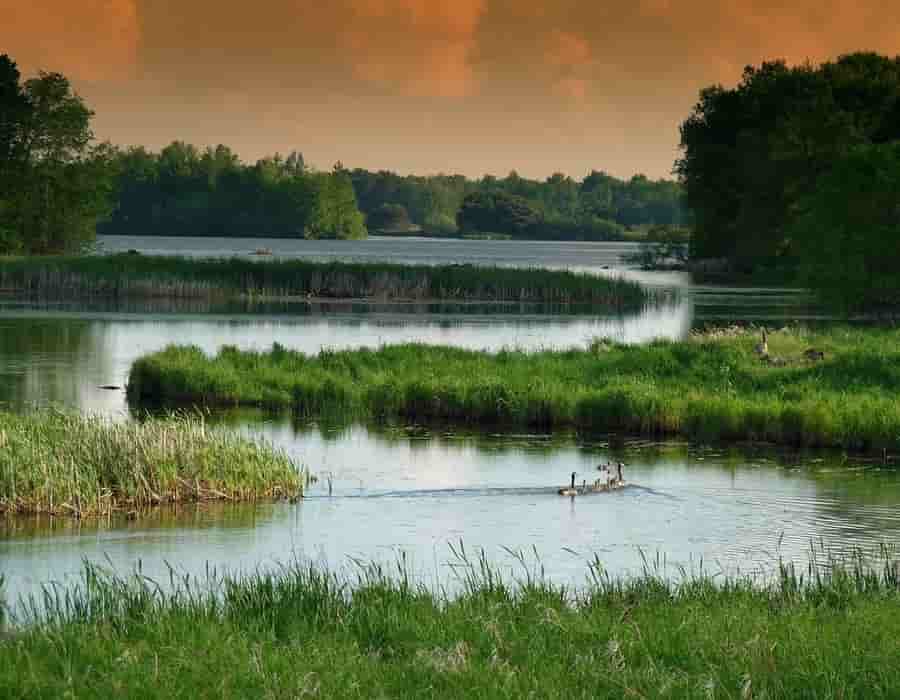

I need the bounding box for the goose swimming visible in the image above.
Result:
[558,472,578,496]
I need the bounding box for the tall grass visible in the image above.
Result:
[3,548,900,698]
[129,326,900,451]
[0,254,649,306]
[0,411,303,517]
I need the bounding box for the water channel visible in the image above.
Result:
[3,236,893,606]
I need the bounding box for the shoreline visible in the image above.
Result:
[3,552,900,696]
[0,254,649,307]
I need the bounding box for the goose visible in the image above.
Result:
[803,348,824,361]
[753,328,768,357]
[559,472,578,496]
[616,461,625,483]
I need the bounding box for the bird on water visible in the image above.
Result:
[558,471,578,496]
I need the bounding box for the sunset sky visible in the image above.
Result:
[2,1,897,179]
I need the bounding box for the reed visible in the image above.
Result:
[3,548,900,698]
[128,325,900,451]
[0,411,303,517]
[0,254,649,306]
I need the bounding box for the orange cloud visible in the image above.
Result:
[339,0,486,97]
[544,30,592,101]
[2,0,139,81]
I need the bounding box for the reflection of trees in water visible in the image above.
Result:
[0,318,100,409]
[199,408,863,469]
[192,410,900,548]
[0,501,270,539]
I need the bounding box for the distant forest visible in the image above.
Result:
[99,145,366,240]
[100,148,688,242]
[350,169,688,240]
[100,150,688,242]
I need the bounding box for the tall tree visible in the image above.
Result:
[678,52,900,272]
[0,61,114,254]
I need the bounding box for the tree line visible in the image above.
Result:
[678,51,900,309]
[350,168,688,240]
[99,145,365,240]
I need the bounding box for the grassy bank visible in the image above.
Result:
[128,326,900,451]
[0,412,302,517]
[0,254,648,306]
[3,553,900,698]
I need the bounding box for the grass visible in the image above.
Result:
[0,411,303,517]
[3,548,900,698]
[0,253,649,306]
[128,325,900,451]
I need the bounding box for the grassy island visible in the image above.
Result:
[0,412,302,517]
[3,555,900,698]
[129,326,900,451]
[0,254,648,306]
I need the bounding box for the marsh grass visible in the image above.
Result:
[3,546,900,698]
[0,254,649,306]
[0,411,303,517]
[129,325,900,451]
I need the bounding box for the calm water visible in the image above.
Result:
[3,421,899,606]
[2,236,883,606]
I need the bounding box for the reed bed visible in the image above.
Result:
[129,326,900,451]
[0,254,649,306]
[0,411,302,517]
[3,548,900,698]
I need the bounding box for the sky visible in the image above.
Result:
[2,1,898,179]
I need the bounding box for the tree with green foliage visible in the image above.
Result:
[678,52,900,275]
[457,191,541,236]
[349,166,685,240]
[101,147,367,239]
[790,142,900,310]
[0,55,114,254]
[367,203,412,231]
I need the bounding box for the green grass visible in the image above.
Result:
[3,549,900,698]
[0,411,303,517]
[128,326,900,451]
[0,254,649,306]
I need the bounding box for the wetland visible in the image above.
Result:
[1,237,897,610]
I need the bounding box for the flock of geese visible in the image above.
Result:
[556,329,828,498]
[754,328,825,365]
[558,462,626,496]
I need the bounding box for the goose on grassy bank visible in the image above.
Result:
[754,328,768,357]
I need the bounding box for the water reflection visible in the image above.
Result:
[4,420,900,606]
[0,299,688,414]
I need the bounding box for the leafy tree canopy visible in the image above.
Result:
[791,142,900,310]
[0,55,114,254]
[677,52,900,274]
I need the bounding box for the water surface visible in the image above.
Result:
[1,236,873,606]
[3,422,899,606]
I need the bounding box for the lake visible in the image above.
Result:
[2,236,884,608]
